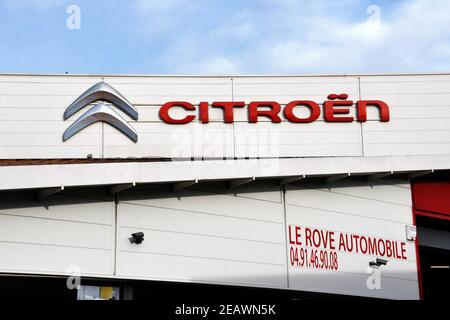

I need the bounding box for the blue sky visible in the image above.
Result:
[0,0,449,74]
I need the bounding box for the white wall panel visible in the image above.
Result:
[234,122,362,157]
[0,179,421,299]
[360,75,450,156]
[285,205,417,260]
[0,242,112,277]
[228,185,283,203]
[0,201,113,225]
[0,81,102,97]
[0,76,102,158]
[0,76,232,105]
[321,182,412,207]
[135,104,231,122]
[285,184,420,299]
[367,105,450,120]
[103,122,235,158]
[231,76,359,123]
[0,73,449,159]
[100,77,232,105]
[116,251,287,288]
[0,214,111,249]
[116,189,287,288]
[120,189,284,224]
[363,119,450,156]
[285,184,413,224]
[0,75,233,159]
[117,202,284,244]
[0,120,102,158]
[289,269,419,300]
[118,227,284,266]
[232,76,360,104]
[0,198,114,276]
[101,77,233,158]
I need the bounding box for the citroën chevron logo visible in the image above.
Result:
[62,82,138,142]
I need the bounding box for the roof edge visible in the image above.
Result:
[0,71,449,78]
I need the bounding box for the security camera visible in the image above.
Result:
[129,232,144,244]
[369,258,388,267]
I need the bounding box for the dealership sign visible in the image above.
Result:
[287,224,407,271]
[63,82,139,142]
[159,93,390,124]
[62,82,390,142]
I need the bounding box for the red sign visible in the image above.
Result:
[287,225,407,271]
[159,93,390,124]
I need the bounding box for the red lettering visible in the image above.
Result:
[353,235,360,252]
[287,225,302,245]
[288,226,295,245]
[312,229,321,247]
[248,101,282,123]
[339,233,346,251]
[357,100,390,122]
[368,237,378,256]
[160,101,196,124]
[283,100,320,123]
[360,236,368,254]
[305,228,312,247]
[295,226,302,245]
[320,229,331,249]
[199,101,209,123]
[393,241,400,259]
[159,97,390,124]
[324,99,354,122]
[386,240,393,257]
[212,101,245,123]
[378,239,386,256]
[329,231,335,250]
[401,242,407,260]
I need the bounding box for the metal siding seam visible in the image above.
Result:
[410,184,424,299]
[102,122,105,158]
[358,76,365,157]
[231,77,236,159]
[113,195,118,276]
[282,185,290,288]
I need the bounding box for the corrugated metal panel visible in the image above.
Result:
[0,73,449,159]
[115,188,287,288]
[360,75,450,156]
[0,196,114,276]
[285,182,420,299]
[0,181,421,299]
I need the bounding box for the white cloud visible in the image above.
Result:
[259,0,450,73]
[134,0,450,73]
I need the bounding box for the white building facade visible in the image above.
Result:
[0,73,449,300]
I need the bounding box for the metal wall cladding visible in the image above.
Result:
[115,187,287,289]
[0,182,420,299]
[1,73,449,159]
[285,181,419,299]
[0,195,115,276]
